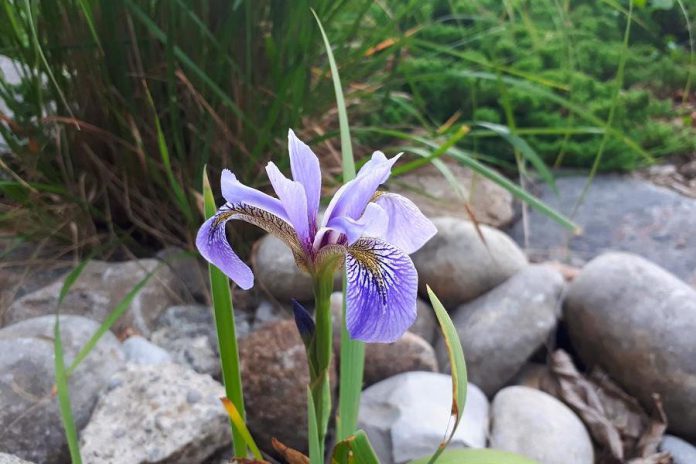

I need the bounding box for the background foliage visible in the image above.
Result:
[0,0,693,256]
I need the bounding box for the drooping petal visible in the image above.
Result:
[288,129,321,223]
[220,169,289,221]
[323,151,401,225]
[344,237,418,343]
[266,162,309,244]
[196,213,254,289]
[374,192,437,254]
[325,202,388,245]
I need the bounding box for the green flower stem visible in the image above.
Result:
[309,270,334,458]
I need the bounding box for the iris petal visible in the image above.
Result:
[220,169,289,221]
[325,202,388,245]
[344,237,418,343]
[266,162,310,244]
[374,193,437,254]
[196,213,254,289]
[288,129,322,224]
[323,151,400,225]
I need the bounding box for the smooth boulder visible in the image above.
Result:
[80,363,229,464]
[490,386,594,464]
[4,259,186,336]
[437,265,563,396]
[0,315,125,464]
[359,372,489,464]
[252,234,314,301]
[411,217,527,308]
[363,331,439,387]
[659,435,696,464]
[565,252,696,439]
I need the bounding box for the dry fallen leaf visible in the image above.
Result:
[540,350,671,464]
[271,437,310,464]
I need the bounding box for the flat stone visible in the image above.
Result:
[508,175,696,285]
[437,265,563,396]
[122,336,172,365]
[239,319,336,453]
[565,252,696,440]
[4,259,187,336]
[659,435,696,464]
[387,162,514,228]
[80,363,229,464]
[412,217,528,309]
[364,331,438,387]
[490,386,594,464]
[359,372,489,464]
[0,315,125,464]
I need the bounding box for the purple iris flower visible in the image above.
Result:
[196,130,437,343]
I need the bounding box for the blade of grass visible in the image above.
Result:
[203,167,247,457]
[331,430,381,464]
[220,397,263,461]
[425,286,467,464]
[54,315,83,464]
[307,386,321,464]
[410,448,539,464]
[54,260,92,464]
[312,8,363,442]
[391,124,470,176]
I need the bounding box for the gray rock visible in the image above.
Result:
[490,386,594,464]
[0,453,36,464]
[565,252,696,440]
[412,217,527,309]
[412,299,438,344]
[4,260,187,336]
[80,363,229,464]
[509,175,696,285]
[252,234,314,301]
[122,336,172,365]
[0,315,125,464]
[359,372,489,464]
[437,265,563,396]
[659,435,696,464]
[364,331,439,387]
[387,162,514,228]
[156,246,209,301]
[239,319,336,452]
[254,299,291,328]
[151,305,230,377]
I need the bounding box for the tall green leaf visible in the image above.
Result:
[203,167,247,457]
[54,316,83,464]
[332,430,381,464]
[410,449,539,464]
[312,9,364,441]
[307,387,321,464]
[426,286,468,464]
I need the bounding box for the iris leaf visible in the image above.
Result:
[312,9,364,442]
[331,430,381,464]
[203,167,248,457]
[220,397,263,461]
[425,286,468,464]
[307,386,321,464]
[410,449,539,464]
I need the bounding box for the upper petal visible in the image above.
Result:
[344,237,418,343]
[288,129,321,223]
[323,151,400,225]
[196,212,254,289]
[325,202,389,245]
[221,169,289,221]
[266,162,310,244]
[374,193,437,254]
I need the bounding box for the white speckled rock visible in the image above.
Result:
[0,315,125,464]
[80,363,229,464]
[359,372,489,464]
[0,453,36,464]
[411,217,527,309]
[490,386,593,464]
